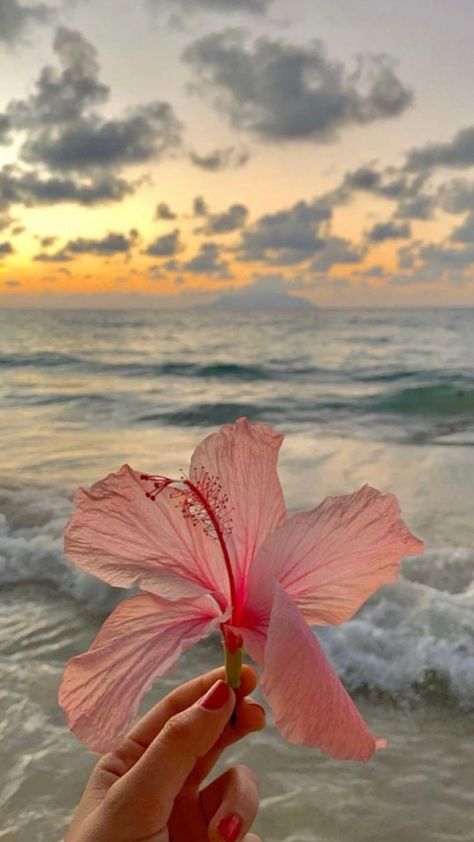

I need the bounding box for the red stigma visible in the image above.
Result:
[140,474,173,500]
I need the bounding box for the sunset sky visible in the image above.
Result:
[1,0,474,307]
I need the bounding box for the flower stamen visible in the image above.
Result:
[140,469,239,623]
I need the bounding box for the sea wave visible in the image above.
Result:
[1,484,472,709]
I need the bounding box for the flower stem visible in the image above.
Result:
[225,645,243,690]
[224,644,243,727]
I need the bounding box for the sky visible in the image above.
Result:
[1,0,474,307]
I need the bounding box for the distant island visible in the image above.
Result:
[212,288,312,311]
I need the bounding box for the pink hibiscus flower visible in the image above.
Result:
[59,418,423,760]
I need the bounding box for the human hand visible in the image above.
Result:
[65,665,265,842]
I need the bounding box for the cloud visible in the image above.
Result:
[149,0,270,14]
[190,146,249,171]
[395,194,435,221]
[394,240,474,284]
[4,279,21,287]
[0,0,52,45]
[309,236,363,271]
[0,213,12,231]
[8,27,109,128]
[33,230,138,262]
[155,201,177,220]
[33,250,72,262]
[193,195,208,216]
[0,165,133,209]
[145,229,182,257]
[342,164,435,220]
[184,31,412,141]
[0,115,12,145]
[438,179,474,214]
[451,212,474,243]
[406,125,474,172]
[22,102,181,172]
[184,242,231,278]
[0,241,14,256]
[7,28,182,173]
[65,230,138,255]
[38,235,57,247]
[238,198,332,264]
[198,202,248,234]
[368,220,411,242]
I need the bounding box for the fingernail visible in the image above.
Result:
[200,680,231,710]
[217,813,242,842]
[249,702,265,716]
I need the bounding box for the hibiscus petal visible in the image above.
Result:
[249,484,423,626]
[66,464,229,602]
[190,418,286,605]
[261,586,382,761]
[58,592,225,752]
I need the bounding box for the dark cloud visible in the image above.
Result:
[406,126,474,172]
[0,115,12,145]
[66,231,138,255]
[0,165,133,209]
[309,236,362,271]
[438,179,474,214]
[22,102,180,172]
[149,0,270,14]
[397,244,416,269]
[0,241,14,255]
[395,194,435,221]
[190,146,249,171]
[33,250,72,262]
[145,229,182,257]
[394,241,474,284]
[11,224,25,235]
[22,102,181,173]
[343,164,427,200]
[4,279,21,287]
[8,27,109,128]
[342,164,434,220]
[238,198,332,264]
[368,220,411,242]
[193,195,208,216]
[365,265,386,278]
[38,235,57,247]
[155,201,177,220]
[184,242,231,278]
[0,0,51,45]
[451,212,474,243]
[184,31,412,141]
[198,202,248,234]
[7,27,182,174]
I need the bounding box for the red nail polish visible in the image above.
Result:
[217,813,242,842]
[200,680,230,710]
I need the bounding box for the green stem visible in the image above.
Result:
[225,644,243,727]
[224,644,244,690]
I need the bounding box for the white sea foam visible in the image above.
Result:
[0,485,121,614]
[1,483,473,707]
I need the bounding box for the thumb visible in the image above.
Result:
[112,679,234,823]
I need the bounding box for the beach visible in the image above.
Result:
[0,307,473,841]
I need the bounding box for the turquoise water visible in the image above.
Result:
[0,307,473,840]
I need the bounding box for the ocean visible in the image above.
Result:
[0,307,473,841]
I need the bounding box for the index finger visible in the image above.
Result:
[94,666,259,788]
[127,664,258,749]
